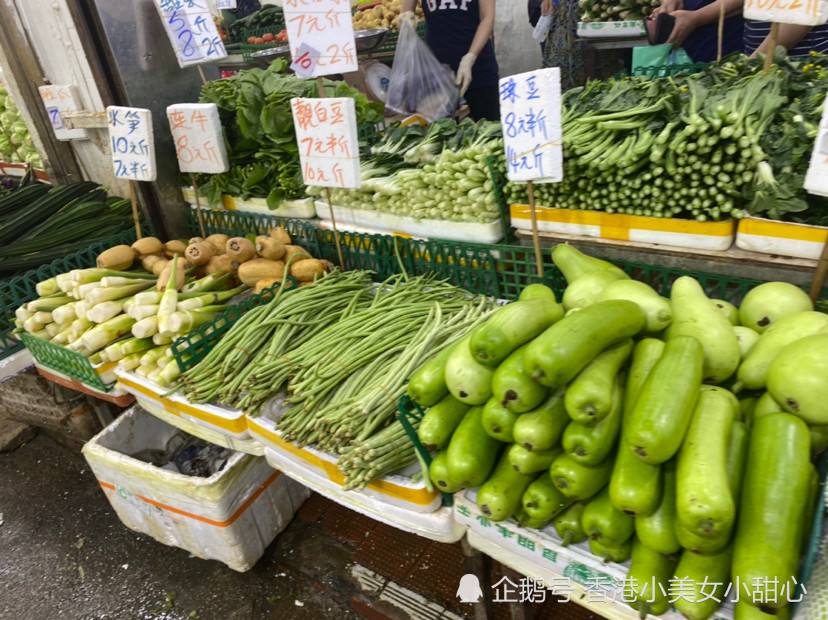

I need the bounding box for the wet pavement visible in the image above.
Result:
[0,434,598,620]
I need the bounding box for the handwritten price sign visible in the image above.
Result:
[107,106,157,182]
[154,0,227,68]
[283,0,358,77]
[291,97,361,188]
[744,0,828,26]
[499,68,563,183]
[37,84,87,141]
[805,95,828,196]
[166,103,229,174]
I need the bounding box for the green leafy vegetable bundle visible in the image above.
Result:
[579,0,660,22]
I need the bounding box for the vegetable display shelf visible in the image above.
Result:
[736,216,828,261]
[181,187,315,219]
[0,229,137,360]
[455,490,732,620]
[577,20,647,39]
[510,204,736,252]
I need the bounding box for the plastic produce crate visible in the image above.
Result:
[82,404,309,572]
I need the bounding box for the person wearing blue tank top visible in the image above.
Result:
[400,0,500,120]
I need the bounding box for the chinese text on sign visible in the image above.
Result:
[499,68,563,183]
[290,97,361,189]
[154,0,227,68]
[283,0,358,78]
[743,0,828,26]
[37,85,87,141]
[107,106,157,182]
[166,103,229,174]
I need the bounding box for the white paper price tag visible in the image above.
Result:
[166,103,229,174]
[499,68,563,183]
[217,0,237,8]
[283,0,358,78]
[154,0,227,68]
[107,106,157,182]
[805,95,828,196]
[37,85,87,141]
[291,97,361,189]
[744,0,828,26]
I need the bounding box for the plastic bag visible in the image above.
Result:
[632,43,693,71]
[385,20,459,120]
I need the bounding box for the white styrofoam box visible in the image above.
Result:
[510,204,736,252]
[263,446,462,543]
[247,401,442,514]
[577,20,647,38]
[82,405,308,572]
[0,349,33,382]
[115,370,250,441]
[736,216,828,261]
[226,196,316,219]
[456,491,734,620]
[314,201,505,244]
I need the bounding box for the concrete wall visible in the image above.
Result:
[494,0,542,77]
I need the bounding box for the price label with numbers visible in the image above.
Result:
[499,68,563,183]
[283,0,358,78]
[107,106,157,182]
[217,0,237,8]
[291,97,361,188]
[167,103,229,174]
[154,0,227,68]
[37,85,87,141]
[744,0,828,26]
[805,95,828,196]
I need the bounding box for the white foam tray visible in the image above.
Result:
[577,20,647,39]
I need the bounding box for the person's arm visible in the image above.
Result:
[652,0,683,17]
[401,0,416,12]
[666,0,743,46]
[752,23,813,56]
[455,0,496,95]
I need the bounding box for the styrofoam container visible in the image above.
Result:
[577,20,647,38]
[510,204,736,251]
[82,405,309,572]
[115,370,250,441]
[180,186,315,218]
[456,491,734,620]
[736,216,828,260]
[315,201,504,244]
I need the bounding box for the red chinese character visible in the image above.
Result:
[293,100,315,131]
[190,109,207,132]
[169,110,188,130]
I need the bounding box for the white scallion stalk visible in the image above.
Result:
[72,268,154,284]
[147,368,162,384]
[156,255,180,336]
[80,315,136,353]
[56,273,74,293]
[134,365,149,378]
[44,322,60,338]
[51,327,72,345]
[86,281,153,306]
[152,334,173,345]
[130,304,159,320]
[89,352,104,365]
[30,329,49,340]
[78,281,103,298]
[86,300,125,324]
[103,337,154,362]
[181,272,231,294]
[118,351,143,372]
[134,291,162,305]
[32,311,52,324]
[52,302,77,325]
[157,359,181,387]
[74,301,90,321]
[36,277,59,297]
[139,346,168,368]
[100,276,147,287]
[14,318,24,329]
[22,316,44,333]
[132,316,158,338]
[156,352,173,368]
[27,296,73,312]
[14,306,32,322]
[166,307,223,333]
[177,287,243,310]
[123,298,135,315]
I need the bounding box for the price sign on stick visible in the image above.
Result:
[107,106,156,182]
[154,0,227,68]
[291,97,361,189]
[37,85,87,141]
[166,103,229,174]
[283,0,358,77]
[744,0,828,25]
[499,68,563,183]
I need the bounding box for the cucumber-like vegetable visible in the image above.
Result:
[635,461,680,555]
[673,545,732,620]
[551,244,628,283]
[738,396,757,422]
[733,413,811,609]
[563,270,627,311]
[446,407,501,488]
[598,279,672,333]
[470,289,563,366]
[407,345,453,406]
[525,300,645,389]
[445,336,494,405]
[675,521,730,555]
[739,281,813,333]
[733,602,791,620]
[476,453,536,521]
[429,451,462,493]
[737,311,828,391]
[565,339,632,424]
[803,463,819,549]
[624,338,666,414]
[767,333,828,425]
[481,397,519,442]
[811,426,828,457]
[417,394,469,449]
[512,389,568,452]
[564,375,623,465]
[711,298,739,325]
[553,502,587,546]
[549,452,613,500]
[491,344,548,413]
[670,276,740,384]
[734,325,760,358]
[516,509,553,530]
[582,487,634,545]
[751,391,782,425]
[522,472,573,522]
[508,444,560,474]
[518,283,560,302]
[589,537,632,564]
[624,538,677,617]
[677,386,737,539]
[626,336,704,464]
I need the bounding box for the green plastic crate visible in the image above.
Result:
[0,230,137,360]
[20,332,111,392]
[631,62,708,78]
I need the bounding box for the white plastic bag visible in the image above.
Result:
[385,20,459,120]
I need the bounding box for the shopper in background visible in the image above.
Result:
[530,1,554,54]
[399,0,500,121]
[745,21,828,57]
[542,0,587,90]
[651,0,744,62]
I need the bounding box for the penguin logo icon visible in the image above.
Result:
[456,574,484,603]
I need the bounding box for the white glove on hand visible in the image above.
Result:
[397,11,417,29]
[456,52,477,96]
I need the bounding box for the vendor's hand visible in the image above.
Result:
[541,0,552,16]
[666,9,699,47]
[456,52,477,96]
[651,0,682,17]
[396,11,417,29]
